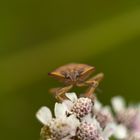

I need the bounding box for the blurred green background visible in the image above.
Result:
[0,0,140,139]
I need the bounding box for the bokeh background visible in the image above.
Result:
[0,0,140,139]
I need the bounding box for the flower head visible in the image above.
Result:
[77,114,116,140]
[64,92,93,118]
[111,96,140,139]
[36,92,117,140]
[94,100,114,129]
[76,121,104,140]
[36,102,79,140]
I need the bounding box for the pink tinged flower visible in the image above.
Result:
[111,96,140,133]
[81,114,116,140]
[94,100,114,129]
[65,92,93,118]
[71,97,93,118]
[76,121,104,140]
[132,111,140,133]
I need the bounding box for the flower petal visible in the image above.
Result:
[36,106,52,125]
[54,102,67,118]
[62,100,73,110]
[67,114,80,135]
[103,123,116,140]
[65,92,77,102]
[94,100,102,111]
[114,124,128,139]
[67,114,80,127]
[82,113,92,123]
[111,96,125,113]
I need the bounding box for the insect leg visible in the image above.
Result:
[83,81,98,99]
[51,85,73,102]
[76,83,87,87]
[84,73,104,98]
[86,72,104,83]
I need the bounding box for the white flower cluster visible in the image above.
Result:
[36,93,140,140]
[36,93,115,140]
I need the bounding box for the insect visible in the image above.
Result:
[48,63,104,101]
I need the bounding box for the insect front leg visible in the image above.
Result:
[76,81,98,99]
[84,82,99,99]
[50,85,73,102]
[84,73,104,98]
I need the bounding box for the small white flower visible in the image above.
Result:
[36,102,80,140]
